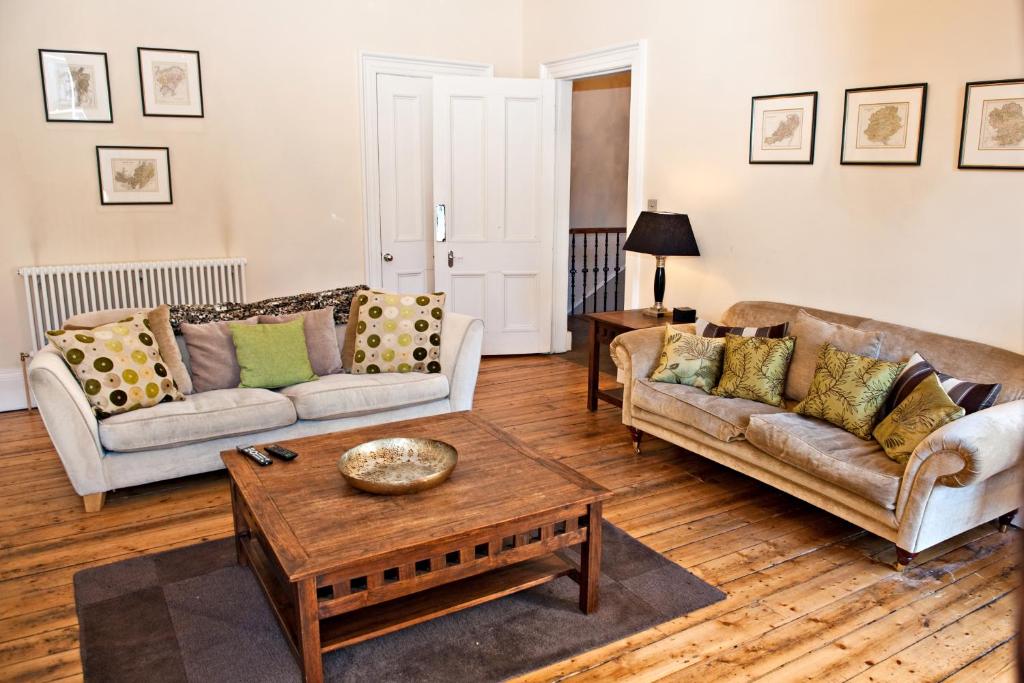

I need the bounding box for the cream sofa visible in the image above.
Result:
[611,301,1024,569]
[29,309,484,512]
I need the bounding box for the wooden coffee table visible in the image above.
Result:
[222,411,612,683]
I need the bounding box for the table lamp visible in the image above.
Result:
[622,211,700,317]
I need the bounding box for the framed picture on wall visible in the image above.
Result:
[38,49,113,122]
[137,47,204,117]
[749,91,818,164]
[841,83,927,165]
[96,146,173,205]
[958,78,1024,170]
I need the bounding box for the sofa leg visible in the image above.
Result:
[83,492,106,513]
[627,427,643,455]
[894,546,916,572]
[998,509,1018,533]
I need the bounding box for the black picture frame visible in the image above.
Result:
[137,47,204,118]
[749,91,818,165]
[958,78,1024,171]
[38,49,113,123]
[840,83,927,166]
[96,146,173,205]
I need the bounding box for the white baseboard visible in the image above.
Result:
[0,366,33,412]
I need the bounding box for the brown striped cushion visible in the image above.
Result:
[696,318,789,339]
[885,352,1001,416]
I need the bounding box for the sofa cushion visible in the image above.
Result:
[632,379,788,442]
[747,412,905,509]
[785,309,883,402]
[278,372,450,420]
[99,388,297,452]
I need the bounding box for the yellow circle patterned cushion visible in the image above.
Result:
[46,311,185,418]
[350,290,445,374]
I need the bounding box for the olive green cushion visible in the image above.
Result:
[46,311,184,418]
[650,327,725,392]
[873,372,965,463]
[794,342,904,439]
[711,335,795,407]
[351,290,445,374]
[228,318,317,389]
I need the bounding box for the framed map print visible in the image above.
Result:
[958,78,1024,170]
[749,91,818,164]
[38,49,112,122]
[96,146,173,205]
[841,83,927,165]
[137,47,204,117]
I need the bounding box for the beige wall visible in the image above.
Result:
[0,0,523,392]
[570,72,630,229]
[525,0,1024,353]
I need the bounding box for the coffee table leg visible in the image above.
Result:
[229,479,249,567]
[579,501,602,614]
[296,578,324,683]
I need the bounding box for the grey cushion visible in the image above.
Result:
[747,412,904,509]
[631,379,787,442]
[279,372,450,420]
[99,388,297,451]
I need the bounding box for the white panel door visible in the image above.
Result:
[433,76,556,355]
[377,74,433,293]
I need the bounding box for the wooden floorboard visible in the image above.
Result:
[0,353,1017,682]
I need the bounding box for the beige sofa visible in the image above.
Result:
[610,301,1024,569]
[29,308,484,512]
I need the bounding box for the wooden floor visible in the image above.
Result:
[0,354,1018,682]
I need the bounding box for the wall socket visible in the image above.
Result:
[647,199,658,211]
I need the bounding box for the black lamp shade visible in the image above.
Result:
[623,211,700,256]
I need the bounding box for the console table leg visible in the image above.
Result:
[587,319,600,411]
[296,578,324,683]
[579,501,602,614]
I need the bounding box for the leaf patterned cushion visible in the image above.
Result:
[711,335,795,407]
[872,372,965,464]
[650,327,725,391]
[794,342,905,439]
[351,290,445,374]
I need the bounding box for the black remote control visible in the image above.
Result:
[236,445,272,466]
[265,444,298,461]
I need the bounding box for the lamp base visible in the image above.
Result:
[641,303,668,318]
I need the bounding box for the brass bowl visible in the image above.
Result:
[338,437,458,495]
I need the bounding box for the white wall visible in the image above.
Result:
[0,0,523,408]
[524,0,1024,353]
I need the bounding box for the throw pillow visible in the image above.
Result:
[650,326,725,391]
[259,307,342,376]
[341,293,364,372]
[229,319,318,389]
[149,304,194,395]
[696,318,789,339]
[46,311,184,418]
[872,373,965,464]
[351,290,445,374]
[884,352,1002,416]
[794,342,904,439]
[181,317,258,392]
[785,309,883,402]
[711,335,795,407]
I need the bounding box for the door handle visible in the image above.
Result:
[382,253,394,262]
[447,250,454,268]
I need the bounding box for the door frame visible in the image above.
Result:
[539,40,648,352]
[359,52,493,289]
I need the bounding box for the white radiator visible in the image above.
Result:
[18,257,247,352]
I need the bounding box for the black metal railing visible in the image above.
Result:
[569,227,626,315]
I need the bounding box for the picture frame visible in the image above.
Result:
[137,47,204,117]
[841,83,927,165]
[96,146,173,205]
[958,78,1024,170]
[38,49,113,123]
[749,91,818,164]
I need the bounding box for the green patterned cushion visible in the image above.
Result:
[711,335,795,407]
[794,342,904,439]
[229,318,317,389]
[351,290,445,374]
[46,311,184,418]
[873,372,965,463]
[650,327,725,391]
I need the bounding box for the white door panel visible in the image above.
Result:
[433,76,556,355]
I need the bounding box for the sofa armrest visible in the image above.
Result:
[609,324,681,425]
[440,312,484,411]
[28,348,109,496]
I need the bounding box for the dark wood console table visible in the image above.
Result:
[582,310,665,411]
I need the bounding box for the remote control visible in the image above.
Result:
[236,445,272,466]
[265,444,298,461]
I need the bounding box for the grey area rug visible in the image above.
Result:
[74,522,725,682]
